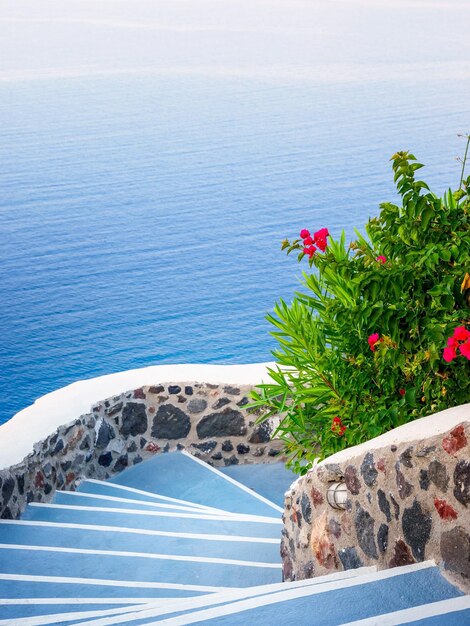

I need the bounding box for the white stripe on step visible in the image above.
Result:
[0,603,150,626]
[0,573,235,593]
[0,520,279,544]
[28,503,281,524]
[151,562,437,626]
[0,543,282,569]
[181,451,284,513]
[341,595,470,626]
[0,598,158,605]
[75,567,379,626]
[82,479,234,515]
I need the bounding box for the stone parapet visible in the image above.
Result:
[0,381,282,520]
[281,403,470,592]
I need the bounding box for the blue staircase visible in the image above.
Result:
[0,451,468,625]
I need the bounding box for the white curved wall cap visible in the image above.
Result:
[0,362,275,470]
[321,402,470,467]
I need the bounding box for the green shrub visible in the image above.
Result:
[251,147,470,474]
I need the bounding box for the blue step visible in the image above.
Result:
[34,563,462,626]
[220,463,297,508]
[0,568,377,626]
[20,503,282,539]
[340,595,470,625]
[54,567,379,625]
[0,574,218,599]
[106,452,283,517]
[0,520,280,563]
[53,491,224,515]
[125,563,462,626]
[0,600,139,622]
[76,480,232,516]
[0,545,281,589]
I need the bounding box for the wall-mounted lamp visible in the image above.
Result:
[326,481,348,510]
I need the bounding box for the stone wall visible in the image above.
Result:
[281,409,470,592]
[0,382,282,520]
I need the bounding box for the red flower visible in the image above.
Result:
[303,236,314,245]
[368,333,380,351]
[303,245,316,258]
[399,388,406,396]
[314,228,329,240]
[443,346,457,363]
[453,326,470,342]
[331,416,346,436]
[315,237,327,252]
[443,325,470,362]
[300,229,310,239]
[459,341,470,360]
[447,336,459,349]
[376,255,387,264]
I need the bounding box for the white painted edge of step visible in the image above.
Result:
[181,450,284,514]
[26,502,281,524]
[0,362,276,469]
[0,573,235,593]
[0,599,161,605]
[0,519,280,544]
[81,479,236,515]
[73,566,379,626]
[0,602,150,626]
[0,543,282,569]
[150,561,438,626]
[341,594,470,626]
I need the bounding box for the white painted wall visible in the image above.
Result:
[0,363,276,470]
[321,403,470,466]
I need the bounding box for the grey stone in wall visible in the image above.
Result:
[187,399,207,414]
[120,403,148,437]
[196,409,246,439]
[152,405,191,439]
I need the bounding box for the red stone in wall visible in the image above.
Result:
[442,425,467,456]
[434,498,458,521]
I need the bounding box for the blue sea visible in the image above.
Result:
[1,0,469,424]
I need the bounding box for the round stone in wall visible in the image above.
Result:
[152,405,191,439]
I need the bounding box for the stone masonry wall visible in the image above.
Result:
[0,382,283,520]
[281,418,470,592]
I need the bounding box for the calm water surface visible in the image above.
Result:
[1,1,469,424]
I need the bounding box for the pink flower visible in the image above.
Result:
[459,341,470,360]
[303,245,316,258]
[303,236,314,245]
[453,326,470,342]
[443,346,457,363]
[368,333,380,351]
[376,255,387,264]
[300,229,310,239]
